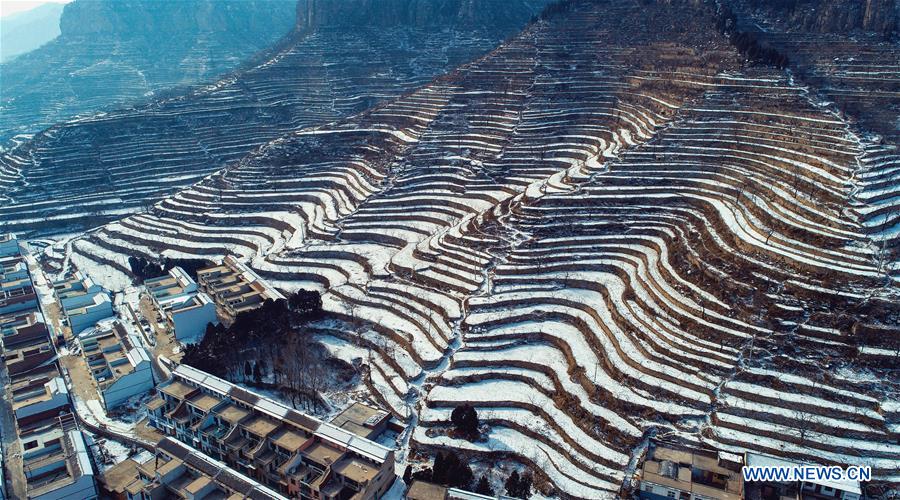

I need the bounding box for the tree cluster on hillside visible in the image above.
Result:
[715,2,790,69]
[451,403,479,438]
[505,470,533,499]
[475,474,494,496]
[407,449,475,490]
[181,291,333,408]
[403,449,533,499]
[729,31,789,69]
[128,255,212,281]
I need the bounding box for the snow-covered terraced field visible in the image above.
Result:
[0,24,526,237]
[33,0,900,497]
[727,0,900,255]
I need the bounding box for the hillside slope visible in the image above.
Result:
[59,0,900,497]
[0,0,548,237]
[0,0,298,143]
[724,0,900,272]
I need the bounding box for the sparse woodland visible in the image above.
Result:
[181,291,347,410]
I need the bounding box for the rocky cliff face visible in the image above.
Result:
[294,0,550,30]
[752,0,898,38]
[1,0,297,143]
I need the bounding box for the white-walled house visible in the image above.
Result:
[22,429,97,500]
[66,293,114,335]
[53,272,114,335]
[78,323,155,411]
[160,292,217,343]
[12,377,70,427]
[145,267,217,343]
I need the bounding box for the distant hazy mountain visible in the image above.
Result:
[0,3,65,63]
[0,0,298,143]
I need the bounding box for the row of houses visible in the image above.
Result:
[143,256,285,345]
[196,256,285,320]
[142,364,396,499]
[0,234,99,500]
[102,437,287,500]
[637,439,863,500]
[0,242,38,317]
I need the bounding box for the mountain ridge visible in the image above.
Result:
[0,2,65,62]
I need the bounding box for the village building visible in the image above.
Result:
[77,323,156,410]
[1,310,51,350]
[53,271,114,335]
[20,427,97,500]
[0,233,21,258]
[12,376,69,428]
[197,256,285,319]
[0,256,39,316]
[145,364,395,499]
[328,402,391,440]
[145,266,218,342]
[103,437,286,500]
[637,439,743,500]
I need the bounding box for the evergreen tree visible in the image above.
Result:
[518,473,533,499]
[433,452,447,483]
[475,475,493,496]
[253,361,263,383]
[505,471,521,498]
[451,403,479,437]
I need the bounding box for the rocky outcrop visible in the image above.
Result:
[750,0,898,38]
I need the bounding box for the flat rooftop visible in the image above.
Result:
[408,480,447,500]
[159,380,198,400]
[215,403,250,424]
[101,458,140,494]
[303,441,344,467]
[188,392,222,413]
[329,402,389,438]
[242,416,279,438]
[332,456,379,484]
[271,427,309,453]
